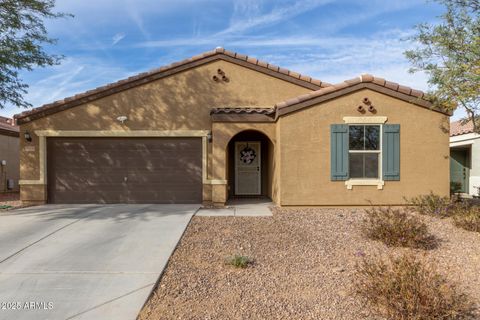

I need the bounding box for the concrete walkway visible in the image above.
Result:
[196,198,273,217]
[0,204,198,320]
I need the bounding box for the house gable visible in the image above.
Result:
[15,48,328,125]
[275,74,450,118]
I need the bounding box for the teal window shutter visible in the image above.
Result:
[330,124,349,181]
[382,124,400,180]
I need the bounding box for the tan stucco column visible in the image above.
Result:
[211,123,230,206]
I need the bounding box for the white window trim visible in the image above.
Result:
[343,117,387,190]
[343,116,387,124]
[346,179,385,190]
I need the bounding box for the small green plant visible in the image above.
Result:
[225,255,253,268]
[407,192,452,217]
[355,253,476,320]
[362,207,438,250]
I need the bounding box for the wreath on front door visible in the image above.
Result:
[239,146,256,164]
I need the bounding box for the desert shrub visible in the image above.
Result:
[225,255,253,268]
[407,193,480,232]
[362,207,438,250]
[452,205,480,233]
[355,253,476,320]
[407,192,453,217]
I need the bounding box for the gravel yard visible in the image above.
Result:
[139,207,480,320]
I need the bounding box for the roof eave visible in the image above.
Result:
[275,82,451,119]
[15,49,327,125]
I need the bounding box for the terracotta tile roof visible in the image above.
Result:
[15,48,330,124]
[275,74,450,116]
[450,119,475,136]
[210,107,276,115]
[0,116,19,136]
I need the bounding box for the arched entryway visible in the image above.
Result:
[226,130,275,200]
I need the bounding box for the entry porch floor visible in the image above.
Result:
[196,198,273,217]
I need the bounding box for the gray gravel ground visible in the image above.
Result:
[139,207,480,320]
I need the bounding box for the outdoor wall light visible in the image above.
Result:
[116,116,128,124]
[24,131,32,142]
[207,132,212,142]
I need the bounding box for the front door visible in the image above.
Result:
[450,148,469,194]
[235,141,261,195]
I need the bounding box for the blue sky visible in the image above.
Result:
[2,0,463,119]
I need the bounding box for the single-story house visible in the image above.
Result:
[14,48,450,206]
[450,119,479,197]
[0,116,20,192]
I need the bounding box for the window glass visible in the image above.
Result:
[349,125,364,150]
[348,125,381,179]
[365,126,380,150]
[349,153,364,178]
[364,153,379,178]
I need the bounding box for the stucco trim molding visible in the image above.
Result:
[34,130,209,137]
[343,116,387,124]
[20,130,218,186]
[345,179,385,190]
[0,128,20,138]
[206,179,228,185]
[19,180,45,185]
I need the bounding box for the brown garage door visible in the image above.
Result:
[47,137,202,204]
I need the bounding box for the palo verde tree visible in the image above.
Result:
[405,0,480,130]
[0,0,71,109]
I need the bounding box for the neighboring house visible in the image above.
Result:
[450,119,480,197]
[0,116,20,193]
[14,48,450,206]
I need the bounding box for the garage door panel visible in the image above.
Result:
[47,137,202,204]
[53,173,203,186]
[53,156,198,169]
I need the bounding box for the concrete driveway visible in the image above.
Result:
[0,204,199,320]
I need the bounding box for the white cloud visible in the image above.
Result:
[134,28,429,91]
[112,32,126,45]
[217,0,333,36]
[1,56,141,118]
[0,0,447,120]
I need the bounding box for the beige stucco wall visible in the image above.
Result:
[19,59,309,204]
[278,89,450,206]
[0,134,20,192]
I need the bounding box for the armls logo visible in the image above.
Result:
[1,301,54,310]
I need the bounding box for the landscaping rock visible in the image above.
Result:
[139,207,480,320]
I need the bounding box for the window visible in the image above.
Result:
[349,125,380,179]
